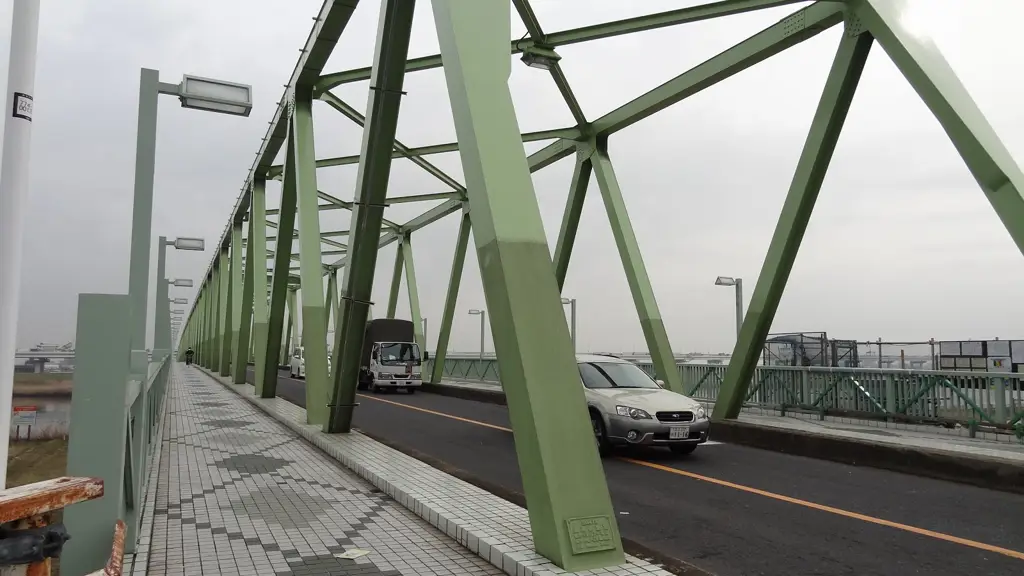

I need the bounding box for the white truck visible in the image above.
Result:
[357,318,425,393]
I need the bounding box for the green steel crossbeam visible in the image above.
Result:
[281,127,579,174]
[315,0,807,93]
[318,91,467,193]
[552,148,593,291]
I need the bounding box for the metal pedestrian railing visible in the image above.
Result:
[428,355,1024,439]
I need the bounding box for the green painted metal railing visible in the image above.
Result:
[429,355,1024,438]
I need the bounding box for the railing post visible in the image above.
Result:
[800,368,810,407]
[64,294,132,572]
[994,376,1008,424]
[884,373,896,417]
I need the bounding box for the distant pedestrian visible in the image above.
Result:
[185,347,194,366]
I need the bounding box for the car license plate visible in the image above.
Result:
[669,426,690,440]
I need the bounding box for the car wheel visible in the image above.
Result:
[405,387,415,394]
[590,411,611,458]
[670,444,697,455]
[370,382,380,393]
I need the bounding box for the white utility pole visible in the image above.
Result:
[0,0,42,489]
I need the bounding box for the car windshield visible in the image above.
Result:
[379,342,421,365]
[579,362,661,389]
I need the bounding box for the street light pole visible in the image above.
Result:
[0,0,41,490]
[468,309,486,359]
[126,69,251,375]
[422,317,428,355]
[714,276,744,337]
[561,298,576,353]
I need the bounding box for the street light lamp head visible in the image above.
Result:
[519,45,561,71]
[468,309,483,315]
[171,298,189,305]
[560,297,573,305]
[172,237,205,251]
[171,279,193,287]
[715,276,738,286]
[178,75,253,117]
[171,309,185,314]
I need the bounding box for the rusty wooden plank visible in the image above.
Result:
[0,477,104,523]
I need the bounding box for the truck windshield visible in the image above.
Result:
[379,342,421,365]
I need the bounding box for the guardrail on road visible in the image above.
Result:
[428,356,1024,437]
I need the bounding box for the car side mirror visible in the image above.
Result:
[423,351,429,361]
[656,379,666,388]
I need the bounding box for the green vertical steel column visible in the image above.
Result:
[234,217,254,384]
[262,144,299,397]
[713,26,873,420]
[251,179,272,394]
[218,245,233,376]
[431,1,624,570]
[855,0,1024,254]
[228,222,245,378]
[209,266,221,370]
[402,233,425,353]
[329,264,351,380]
[430,210,470,384]
[386,242,404,318]
[63,294,131,572]
[590,141,683,394]
[290,92,331,424]
[552,149,591,290]
[286,289,300,362]
[326,0,417,434]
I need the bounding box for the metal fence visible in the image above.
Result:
[428,355,1024,436]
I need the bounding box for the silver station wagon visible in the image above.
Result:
[577,354,710,455]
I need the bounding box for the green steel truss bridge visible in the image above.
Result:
[165,0,1024,571]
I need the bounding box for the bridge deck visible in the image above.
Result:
[127,364,501,576]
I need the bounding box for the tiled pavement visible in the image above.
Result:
[135,364,501,575]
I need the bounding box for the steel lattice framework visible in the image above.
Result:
[176,0,1024,570]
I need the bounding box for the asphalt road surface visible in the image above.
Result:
[250,368,1024,576]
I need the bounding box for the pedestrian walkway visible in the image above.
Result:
[129,364,502,575]
[437,378,1024,463]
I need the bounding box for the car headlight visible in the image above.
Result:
[696,405,706,420]
[378,372,392,379]
[615,405,651,420]
[411,373,421,379]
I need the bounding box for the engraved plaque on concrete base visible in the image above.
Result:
[566,515,615,555]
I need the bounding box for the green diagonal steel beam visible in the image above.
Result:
[234,212,255,385]
[713,23,873,420]
[402,233,425,353]
[218,246,232,376]
[854,0,1024,254]
[269,127,580,176]
[319,90,467,193]
[431,0,623,570]
[316,0,808,93]
[552,147,592,291]
[589,140,684,395]
[291,88,332,425]
[325,268,338,337]
[591,1,844,135]
[430,209,470,384]
[327,0,417,434]
[386,241,404,318]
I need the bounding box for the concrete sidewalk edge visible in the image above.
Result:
[426,380,1024,495]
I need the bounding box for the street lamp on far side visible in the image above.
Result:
[714,276,744,338]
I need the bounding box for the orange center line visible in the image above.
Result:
[358,394,1024,561]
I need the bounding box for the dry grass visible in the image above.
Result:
[7,439,68,487]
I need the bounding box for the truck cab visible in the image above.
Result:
[358,319,425,393]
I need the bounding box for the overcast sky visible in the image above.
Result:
[2,0,1022,356]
